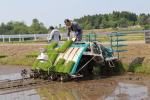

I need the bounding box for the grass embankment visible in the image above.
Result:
[83,27,143,34]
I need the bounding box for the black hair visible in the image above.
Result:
[49,26,54,29]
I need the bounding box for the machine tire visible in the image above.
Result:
[77,56,94,76]
[101,60,114,76]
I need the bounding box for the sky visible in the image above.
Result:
[0,0,150,28]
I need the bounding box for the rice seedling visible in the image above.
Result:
[0,54,7,58]
[25,53,40,57]
[59,40,73,53]
[63,61,75,73]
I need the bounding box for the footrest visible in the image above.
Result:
[105,57,118,61]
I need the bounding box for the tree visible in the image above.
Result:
[28,18,47,34]
[108,20,117,28]
[146,17,150,25]
[100,18,109,28]
[84,24,92,30]
[137,15,148,25]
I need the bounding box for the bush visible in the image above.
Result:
[143,25,150,30]
[135,65,146,73]
[145,68,150,74]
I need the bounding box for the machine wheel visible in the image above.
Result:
[33,73,40,79]
[77,56,94,76]
[50,74,57,81]
[59,75,71,82]
[101,60,114,76]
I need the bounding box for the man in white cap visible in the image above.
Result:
[64,19,83,41]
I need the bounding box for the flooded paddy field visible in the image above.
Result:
[0,65,150,100]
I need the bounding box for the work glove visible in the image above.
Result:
[67,37,70,40]
[47,40,51,44]
[74,31,79,36]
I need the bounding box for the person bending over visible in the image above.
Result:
[64,19,83,41]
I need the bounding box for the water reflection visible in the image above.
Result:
[105,82,149,100]
[0,76,150,100]
[0,89,41,100]
[0,73,30,81]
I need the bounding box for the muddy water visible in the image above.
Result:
[0,66,150,100]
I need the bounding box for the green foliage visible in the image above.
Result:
[134,65,146,73]
[143,25,150,30]
[0,19,48,36]
[0,11,150,36]
[100,18,109,28]
[63,61,75,73]
[84,24,93,30]
[128,64,146,73]
[113,60,125,72]
[74,11,144,29]
[59,40,73,53]
[0,55,7,58]
[25,53,40,57]
[128,65,137,72]
[145,68,150,74]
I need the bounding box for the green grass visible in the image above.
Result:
[145,68,150,74]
